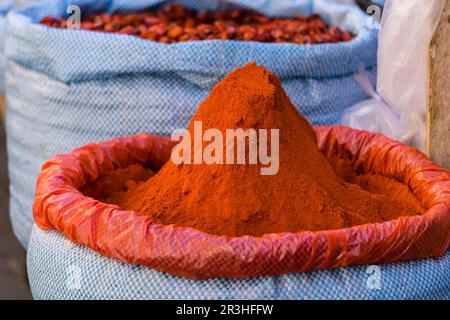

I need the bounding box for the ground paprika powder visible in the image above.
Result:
[84,63,424,237]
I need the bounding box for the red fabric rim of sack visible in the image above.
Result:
[33,126,450,279]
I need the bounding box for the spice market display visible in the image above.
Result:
[0,0,448,302]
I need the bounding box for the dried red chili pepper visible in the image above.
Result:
[40,3,354,44]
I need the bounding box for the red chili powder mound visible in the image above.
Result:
[87,63,424,237]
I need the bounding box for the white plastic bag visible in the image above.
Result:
[340,0,446,150]
[340,69,404,141]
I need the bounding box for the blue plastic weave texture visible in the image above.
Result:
[27,225,450,300]
[5,0,377,248]
[0,0,40,91]
[0,1,13,92]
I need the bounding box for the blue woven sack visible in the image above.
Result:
[0,1,39,91]
[27,225,450,300]
[0,1,13,92]
[5,0,377,248]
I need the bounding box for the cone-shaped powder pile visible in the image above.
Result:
[105,63,423,236]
